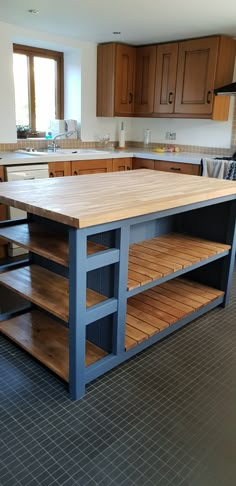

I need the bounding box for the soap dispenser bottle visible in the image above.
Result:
[119,121,125,148]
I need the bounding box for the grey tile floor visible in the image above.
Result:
[0,272,236,486]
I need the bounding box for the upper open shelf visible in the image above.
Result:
[127,233,231,291]
[0,223,106,266]
[0,223,231,295]
[0,264,107,322]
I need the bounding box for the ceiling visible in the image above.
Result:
[1,0,236,45]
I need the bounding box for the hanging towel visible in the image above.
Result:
[225,161,236,180]
[201,158,229,178]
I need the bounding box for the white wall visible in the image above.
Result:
[0,20,234,148]
[129,102,235,148]
[0,23,17,142]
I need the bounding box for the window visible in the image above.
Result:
[13,44,64,136]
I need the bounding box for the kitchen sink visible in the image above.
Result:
[54,149,111,154]
[16,148,111,156]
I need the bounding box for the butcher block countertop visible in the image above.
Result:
[0,170,236,229]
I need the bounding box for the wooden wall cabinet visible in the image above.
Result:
[112,158,132,171]
[97,35,235,120]
[72,159,113,176]
[48,162,71,177]
[134,46,157,115]
[97,43,135,116]
[154,43,178,114]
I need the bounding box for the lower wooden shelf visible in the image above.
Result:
[0,310,107,382]
[125,277,224,350]
[0,277,225,382]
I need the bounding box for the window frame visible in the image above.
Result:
[13,44,64,137]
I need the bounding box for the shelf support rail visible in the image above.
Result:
[68,228,87,400]
[112,223,130,355]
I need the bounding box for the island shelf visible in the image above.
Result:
[0,170,235,400]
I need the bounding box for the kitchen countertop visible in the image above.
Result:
[0,169,235,228]
[0,148,212,166]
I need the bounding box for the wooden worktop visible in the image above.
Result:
[0,170,235,228]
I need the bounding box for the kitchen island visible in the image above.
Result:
[0,169,235,400]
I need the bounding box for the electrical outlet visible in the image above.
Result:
[165,132,176,140]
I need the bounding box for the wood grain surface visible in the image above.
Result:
[0,170,235,228]
[125,278,224,350]
[0,310,107,381]
[0,265,107,322]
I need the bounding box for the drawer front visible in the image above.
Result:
[132,158,155,170]
[72,159,113,175]
[154,160,200,175]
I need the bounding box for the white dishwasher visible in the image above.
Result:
[6,164,49,256]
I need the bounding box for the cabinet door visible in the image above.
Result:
[175,37,219,114]
[114,44,136,115]
[132,158,155,170]
[0,166,7,257]
[113,158,132,171]
[48,162,71,177]
[154,43,178,114]
[134,46,156,115]
[154,160,200,175]
[72,159,113,176]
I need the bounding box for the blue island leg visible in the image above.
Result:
[69,228,87,400]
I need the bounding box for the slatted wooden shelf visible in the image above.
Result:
[127,233,231,291]
[0,265,107,322]
[0,223,106,266]
[125,277,224,350]
[0,310,107,381]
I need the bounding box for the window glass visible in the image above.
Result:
[13,53,30,126]
[34,57,57,132]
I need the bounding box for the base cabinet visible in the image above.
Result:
[132,158,155,170]
[49,162,72,177]
[154,160,201,176]
[72,159,113,175]
[113,158,132,171]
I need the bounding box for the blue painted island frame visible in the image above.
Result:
[0,193,236,400]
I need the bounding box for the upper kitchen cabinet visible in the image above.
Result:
[174,36,236,119]
[97,43,135,116]
[154,43,178,114]
[134,45,157,115]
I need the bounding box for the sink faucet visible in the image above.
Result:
[49,129,78,152]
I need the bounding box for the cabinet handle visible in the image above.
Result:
[127,166,131,170]
[129,92,133,104]
[73,170,78,175]
[0,177,2,182]
[170,167,181,171]
[49,172,54,177]
[207,90,212,104]
[168,92,173,104]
